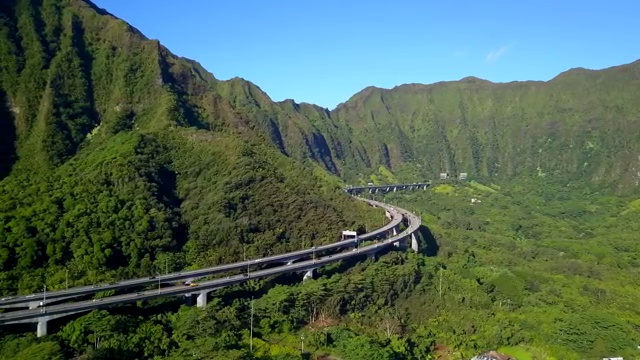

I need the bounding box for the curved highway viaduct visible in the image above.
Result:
[0,183,428,337]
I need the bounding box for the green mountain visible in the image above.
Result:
[331,66,640,189]
[205,61,640,191]
[0,0,381,293]
[249,65,640,189]
[5,1,639,194]
[2,0,639,291]
[2,1,640,359]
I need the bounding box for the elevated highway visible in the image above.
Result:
[0,198,402,309]
[345,182,431,195]
[0,183,428,336]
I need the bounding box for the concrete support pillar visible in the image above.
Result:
[385,210,391,220]
[287,259,295,265]
[411,233,419,252]
[29,302,39,309]
[303,268,315,281]
[392,226,400,247]
[393,187,397,192]
[37,318,48,337]
[196,291,208,308]
[368,253,376,261]
[185,293,194,306]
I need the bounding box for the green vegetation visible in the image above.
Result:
[3,180,639,359]
[1,0,640,359]
[0,0,381,296]
[379,179,640,359]
[468,180,497,194]
[433,184,455,194]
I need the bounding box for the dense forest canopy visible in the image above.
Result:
[0,0,382,293]
[1,0,639,359]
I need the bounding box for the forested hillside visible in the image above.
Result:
[184,54,640,191]
[2,0,640,359]
[6,0,637,192]
[331,68,640,189]
[247,64,640,190]
[3,180,639,360]
[0,0,381,294]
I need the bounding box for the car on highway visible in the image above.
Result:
[0,191,422,326]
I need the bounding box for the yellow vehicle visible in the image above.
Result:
[189,283,198,287]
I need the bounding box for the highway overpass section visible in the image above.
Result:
[0,183,427,336]
[0,198,402,309]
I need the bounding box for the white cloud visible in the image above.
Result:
[485,45,510,64]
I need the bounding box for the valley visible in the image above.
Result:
[0,0,639,359]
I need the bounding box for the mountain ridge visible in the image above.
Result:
[2,1,640,358]
[0,0,382,293]
[1,0,640,288]
[61,2,640,194]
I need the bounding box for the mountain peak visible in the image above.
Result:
[459,76,492,84]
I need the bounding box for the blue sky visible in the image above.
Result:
[92,0,639,109]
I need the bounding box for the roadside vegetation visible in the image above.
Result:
[3,179,639,360]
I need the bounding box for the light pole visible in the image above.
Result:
[65,270,68,290]
[43,285,46,313]
[312,246,315,264]
[243,246,248,275]
[158,274,161,294]
[250,297,254,352]
[300,334,305,353]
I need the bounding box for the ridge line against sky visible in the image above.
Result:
[92,0,639,110]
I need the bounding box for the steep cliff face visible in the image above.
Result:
[4,1,640,193]
[0,0,380,292]
[1,0,639,289]
[330,64,640,189]
[209,57,640,190]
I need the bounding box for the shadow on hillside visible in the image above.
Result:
[157,165,189,251]
[156,54,212,131]
[0,89,16,180]
[417,225,439,257]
